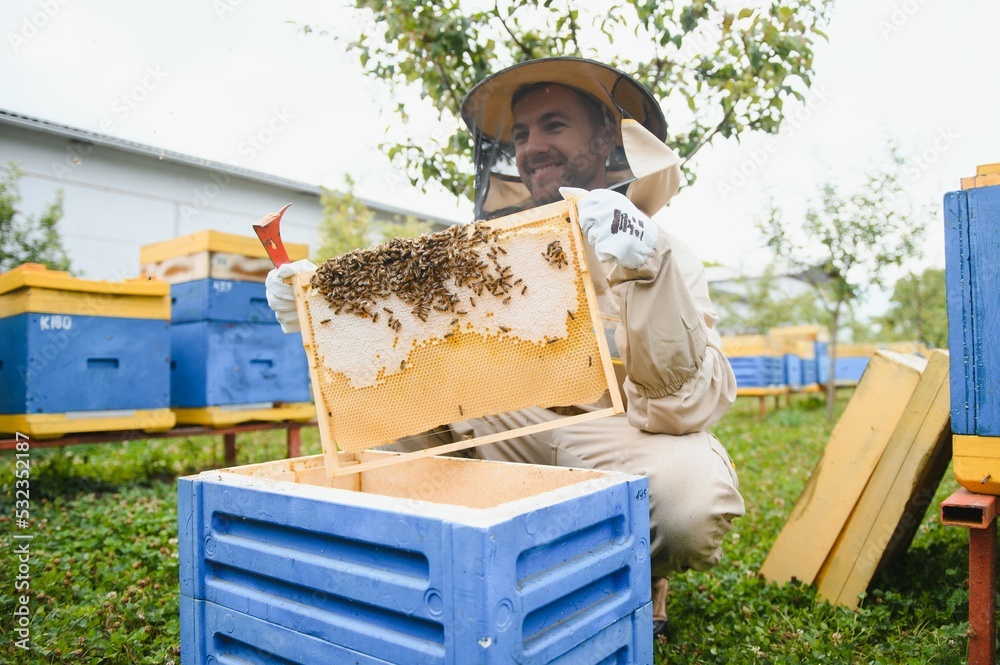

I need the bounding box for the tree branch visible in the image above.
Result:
[494,0,533,58]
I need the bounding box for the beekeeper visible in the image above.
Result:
[266,57,745,637]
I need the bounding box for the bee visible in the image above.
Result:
[567,309,575,320]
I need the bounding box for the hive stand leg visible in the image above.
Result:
[940,489,998,665]
[969,519,997,665]
[287,426,302,458]
[224,433,237,466]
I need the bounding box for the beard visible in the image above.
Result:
[526,151,606,207]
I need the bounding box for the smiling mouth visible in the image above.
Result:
[530,164,562,176]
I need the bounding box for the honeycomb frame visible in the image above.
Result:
[292,199,623,476]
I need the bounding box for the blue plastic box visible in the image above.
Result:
[0,313,170,414]
[945,182,1000,435]
[730,355,785,388]
[783,354,804,390]
[170,278,274,324]
[178,452,652,664]
[169,321,309,407]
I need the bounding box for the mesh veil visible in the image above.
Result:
[462,57,667,220]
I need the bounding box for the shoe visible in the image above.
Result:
[653,618,669,639]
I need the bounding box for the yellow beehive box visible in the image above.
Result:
[140,230,310,284]
[769,324,829,343]
[0,263,171,320]
[0,264,174,437]
[721,334,782,357]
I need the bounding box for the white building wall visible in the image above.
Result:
[1,121,325,280]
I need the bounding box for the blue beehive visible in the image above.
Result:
[170,321,310,407]
[945,181,1000,436]
[140,231,312,418]
[178,452,653,664]
[169,278,274,324]
[0,264,174,437]
[723,335,786,389]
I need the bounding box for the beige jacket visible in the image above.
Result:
[589,229,737,436]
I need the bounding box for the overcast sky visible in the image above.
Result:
[2,0,998,300]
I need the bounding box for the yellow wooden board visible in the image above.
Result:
[815,350,951,608]
[0,287,171,319]
[736,386,788,397]
[976,162,1000,176]
[172,403,315,427]
[768,324,829,342]
[722,334,782,356]
[140,230,309,264]
[0,410,176,439]
[758,351,927,585]
[961,173,1000,190]
[953,434,1000,495]
[0,264,171,319]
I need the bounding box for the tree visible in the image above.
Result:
[877,268,948,349]
[314,177,377,261]
[757,147,928,422]
[316,0,832,199]
[315,176,434,262]
[0,164,73,274]
[712,264,823,335]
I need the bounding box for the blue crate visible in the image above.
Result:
[730,355,785,388]
[945,183,1000,435]
[178,456,652,664]
[180,597,651,665]
[802,357,818,386]
[170,278,274,324]
[833,356,870,385]
[784,354,804,390]
[0,313,169,414]
[169,321,309,407]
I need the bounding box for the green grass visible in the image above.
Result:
[0,395,975,663]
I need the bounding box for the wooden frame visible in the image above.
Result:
[294,199,623,477]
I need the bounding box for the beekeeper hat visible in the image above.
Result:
[460,57,680,219]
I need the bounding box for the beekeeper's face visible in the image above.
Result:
[511,84,614,207]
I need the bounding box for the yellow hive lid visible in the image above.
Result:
[768,324,829,341]
[961,162,1000,190]
[140,229,310,264]
[0,263,169,297]
[721,334,782,356]
[0,264,171,319]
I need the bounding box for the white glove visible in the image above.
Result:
[560,187,658,270]
[265,259,316,333]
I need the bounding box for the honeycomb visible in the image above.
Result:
[296,201,613,454]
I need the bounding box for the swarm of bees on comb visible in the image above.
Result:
[309,222,568,334]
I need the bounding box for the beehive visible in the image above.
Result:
[290,200,621,473]
[945,173,1000,493]
[721,335,786,389]
[0,264,174,437]
[140,229,310,284]
[140,230,313,423]
[179,451,652,664]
